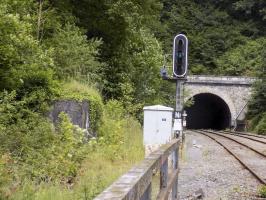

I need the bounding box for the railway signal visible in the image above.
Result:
[160,33,189,139]
[173,34,188,78]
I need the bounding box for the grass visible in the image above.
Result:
[60,80,102,101]
[11,152,139,200]
[10,114,144,200]
[258,185,266,198]
[0,82,145,200]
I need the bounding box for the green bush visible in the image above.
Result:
[247,78,266,134]
[0,91,94,198]
[45,24,103,82]
[95,100,144,162]
[5,99,144,200]
[258,185,266,198]
[255,113,266,135]
[216,38,265,76]
[0,2,56,99]
[249,115,262,131]
[0,154,14,199]
[68,100,144,199]
[0,84,143,199]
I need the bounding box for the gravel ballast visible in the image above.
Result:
[178,130,262,200]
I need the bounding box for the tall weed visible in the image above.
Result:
[4,100,144,199]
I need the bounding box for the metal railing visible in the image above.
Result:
[94,139,180,200]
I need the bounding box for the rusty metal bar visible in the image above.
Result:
[94,139,180,200]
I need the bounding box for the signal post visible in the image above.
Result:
[161,34,188,139]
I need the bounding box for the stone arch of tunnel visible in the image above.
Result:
[185,93,231,130]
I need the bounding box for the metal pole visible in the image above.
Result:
[175,80,182,113]
[174,80,184,138]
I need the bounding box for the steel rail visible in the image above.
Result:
[192,130,266,185]
[201,130,266,157]
[223,130,266,140]
[218,130,266,145]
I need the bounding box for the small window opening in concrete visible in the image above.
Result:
[185,93,231,130]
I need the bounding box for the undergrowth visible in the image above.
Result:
[258,185,266,198]
[0,90,144,199]
[249,112,266,135]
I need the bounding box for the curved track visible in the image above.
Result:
[191,129,266,185]
[222,130,266,141]
[218,130,266,145]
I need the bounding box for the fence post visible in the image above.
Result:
[160,158,168,189]
[172,146,179,200]
[140,183,152,200]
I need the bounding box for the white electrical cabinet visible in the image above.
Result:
[143,105,173,148]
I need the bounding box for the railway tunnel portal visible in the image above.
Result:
[184,76,255,130]
[185,93,231,130]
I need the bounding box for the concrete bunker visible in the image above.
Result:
[185,93,231,130]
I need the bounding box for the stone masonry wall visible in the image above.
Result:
[184,76,254,127]
[49,100,90,130]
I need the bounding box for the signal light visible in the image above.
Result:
[173,34,188,78]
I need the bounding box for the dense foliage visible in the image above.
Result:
[0,0,265,198]
[159,0,265,74]
[158,0,265,133]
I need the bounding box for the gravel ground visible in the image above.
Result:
[178,130,262,200]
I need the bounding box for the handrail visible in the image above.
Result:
[94,138,180,200]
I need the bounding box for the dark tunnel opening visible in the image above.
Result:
[185,93,231,130]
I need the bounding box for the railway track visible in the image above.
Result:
[201,129,266,157]
[221,130,266,142]
[191,129,266,185]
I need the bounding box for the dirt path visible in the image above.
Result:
[178,130,261,200]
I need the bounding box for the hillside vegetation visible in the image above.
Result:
[0,0,265,199]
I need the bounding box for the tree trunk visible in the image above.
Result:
[37,0,43,41]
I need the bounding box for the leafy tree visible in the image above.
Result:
[159,0,251,74]
[233,0,266,23]
[126,28,164,113]
[215,38,265,76]
[45,24,103,83]
[0,2,56,110]
[248,80,266,118]
[247,44,266,134]
[67,0,163,101]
